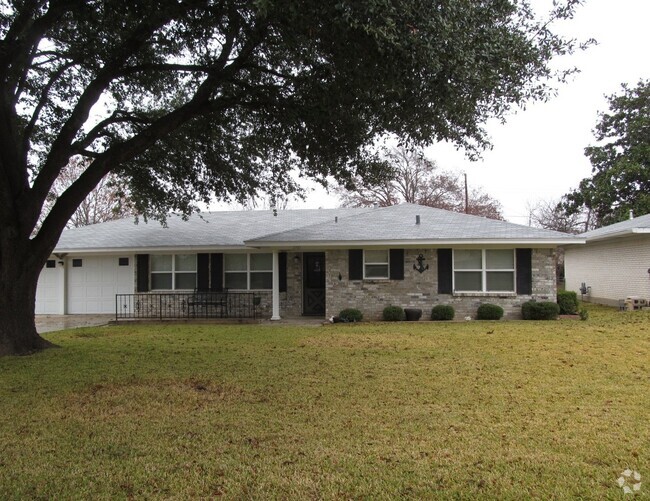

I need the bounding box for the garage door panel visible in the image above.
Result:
[67,256,134,314]
[35,264,63,314]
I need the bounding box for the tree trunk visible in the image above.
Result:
[0,240,55,356]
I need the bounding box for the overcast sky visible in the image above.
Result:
[265,0,649,225]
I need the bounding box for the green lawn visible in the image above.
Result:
[1,305,649,499]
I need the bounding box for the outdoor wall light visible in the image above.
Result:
[58,261,65,266]
[293,255,301,264]
[338,272,342,281]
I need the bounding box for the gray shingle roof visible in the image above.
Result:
[246,204,582,245]
[580,212,650,241]
[54,203,582,253]
[54,208,372,251]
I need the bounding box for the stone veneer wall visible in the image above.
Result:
[325,248,557,320]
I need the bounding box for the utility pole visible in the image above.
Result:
[463,172,469,214]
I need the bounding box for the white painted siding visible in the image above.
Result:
[565,235,650,305]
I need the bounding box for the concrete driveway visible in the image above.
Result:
[35,314,114,333]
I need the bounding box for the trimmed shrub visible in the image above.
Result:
[339,308,363,323]
[522,301,560,320]
[431,305,455,321]
[383,305,405,321]
[557,290,579,315]
[476,303,504,320]
[579,307,589,321]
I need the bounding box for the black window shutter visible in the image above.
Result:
[197,253,209,290]
[279,252,287,292]
[437,248,453,294]
[210,253,223,291]
[516,248,532,295]
[136,254,149,292]
[389,249,404,280]
[349,249,363,280]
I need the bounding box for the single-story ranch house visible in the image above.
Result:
[565,212,650,307]
[36,203,584,320]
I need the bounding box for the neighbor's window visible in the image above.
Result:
[150,254,196,290]
[224,253,272,290]
[453,249,515,292]
[364,249,389,279]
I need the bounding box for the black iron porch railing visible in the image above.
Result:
[115,292,257,320]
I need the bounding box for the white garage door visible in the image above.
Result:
[67,256,134,313]
[35,260,63,314]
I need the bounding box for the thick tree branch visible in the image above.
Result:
[21,61,75,158]
[28,6,186,225]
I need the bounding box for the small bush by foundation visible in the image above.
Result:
[383,306,405,321]
[431,305,455,321]
[477,303,504,320]
[339,308,363,323]
[557,291,578,314]
[522,301,560,320]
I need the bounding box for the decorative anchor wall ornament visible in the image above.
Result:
[413,254,429,274]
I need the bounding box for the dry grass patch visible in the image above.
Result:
[1,305,649,498]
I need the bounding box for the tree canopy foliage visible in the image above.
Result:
[0,0,585,354]
[337,147,504,220]
[564,80,650,227]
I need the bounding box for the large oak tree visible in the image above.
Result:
[1,0,583,355]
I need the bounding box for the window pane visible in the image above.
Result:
[365,264,389,278]
[224,254,247,271]
[151,273,172,290]
[454,250,482,269]
[455,271,482,291]
[175,273,196,290]
[486,249,514,269]
[175,254,196,271]
[486,272,514,291]
[365,250,388,264]
[151,255,172,272]
[250,253,272,271]
[224,272,247,289]
[250,272,272,289]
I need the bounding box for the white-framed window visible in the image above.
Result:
[453,249,515,292]
[150,254,197,290]
[364,249,389,279]
[224,253,272,290]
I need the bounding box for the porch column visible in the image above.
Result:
[271,250,281,320]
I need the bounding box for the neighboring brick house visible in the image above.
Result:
[36,203,583,319]
[564,213,650,307]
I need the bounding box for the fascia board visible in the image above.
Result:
[53,245,252,254]
[585,228,650,243]
[244,238,586,248]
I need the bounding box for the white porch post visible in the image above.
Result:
[271,250,281,320]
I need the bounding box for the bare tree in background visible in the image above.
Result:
[527,197,594,234]
[336,147,504,220]
[42,158,134,228]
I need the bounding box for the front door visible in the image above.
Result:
[303,252,326,316]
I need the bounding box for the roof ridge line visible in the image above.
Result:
[244,206,378,243]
